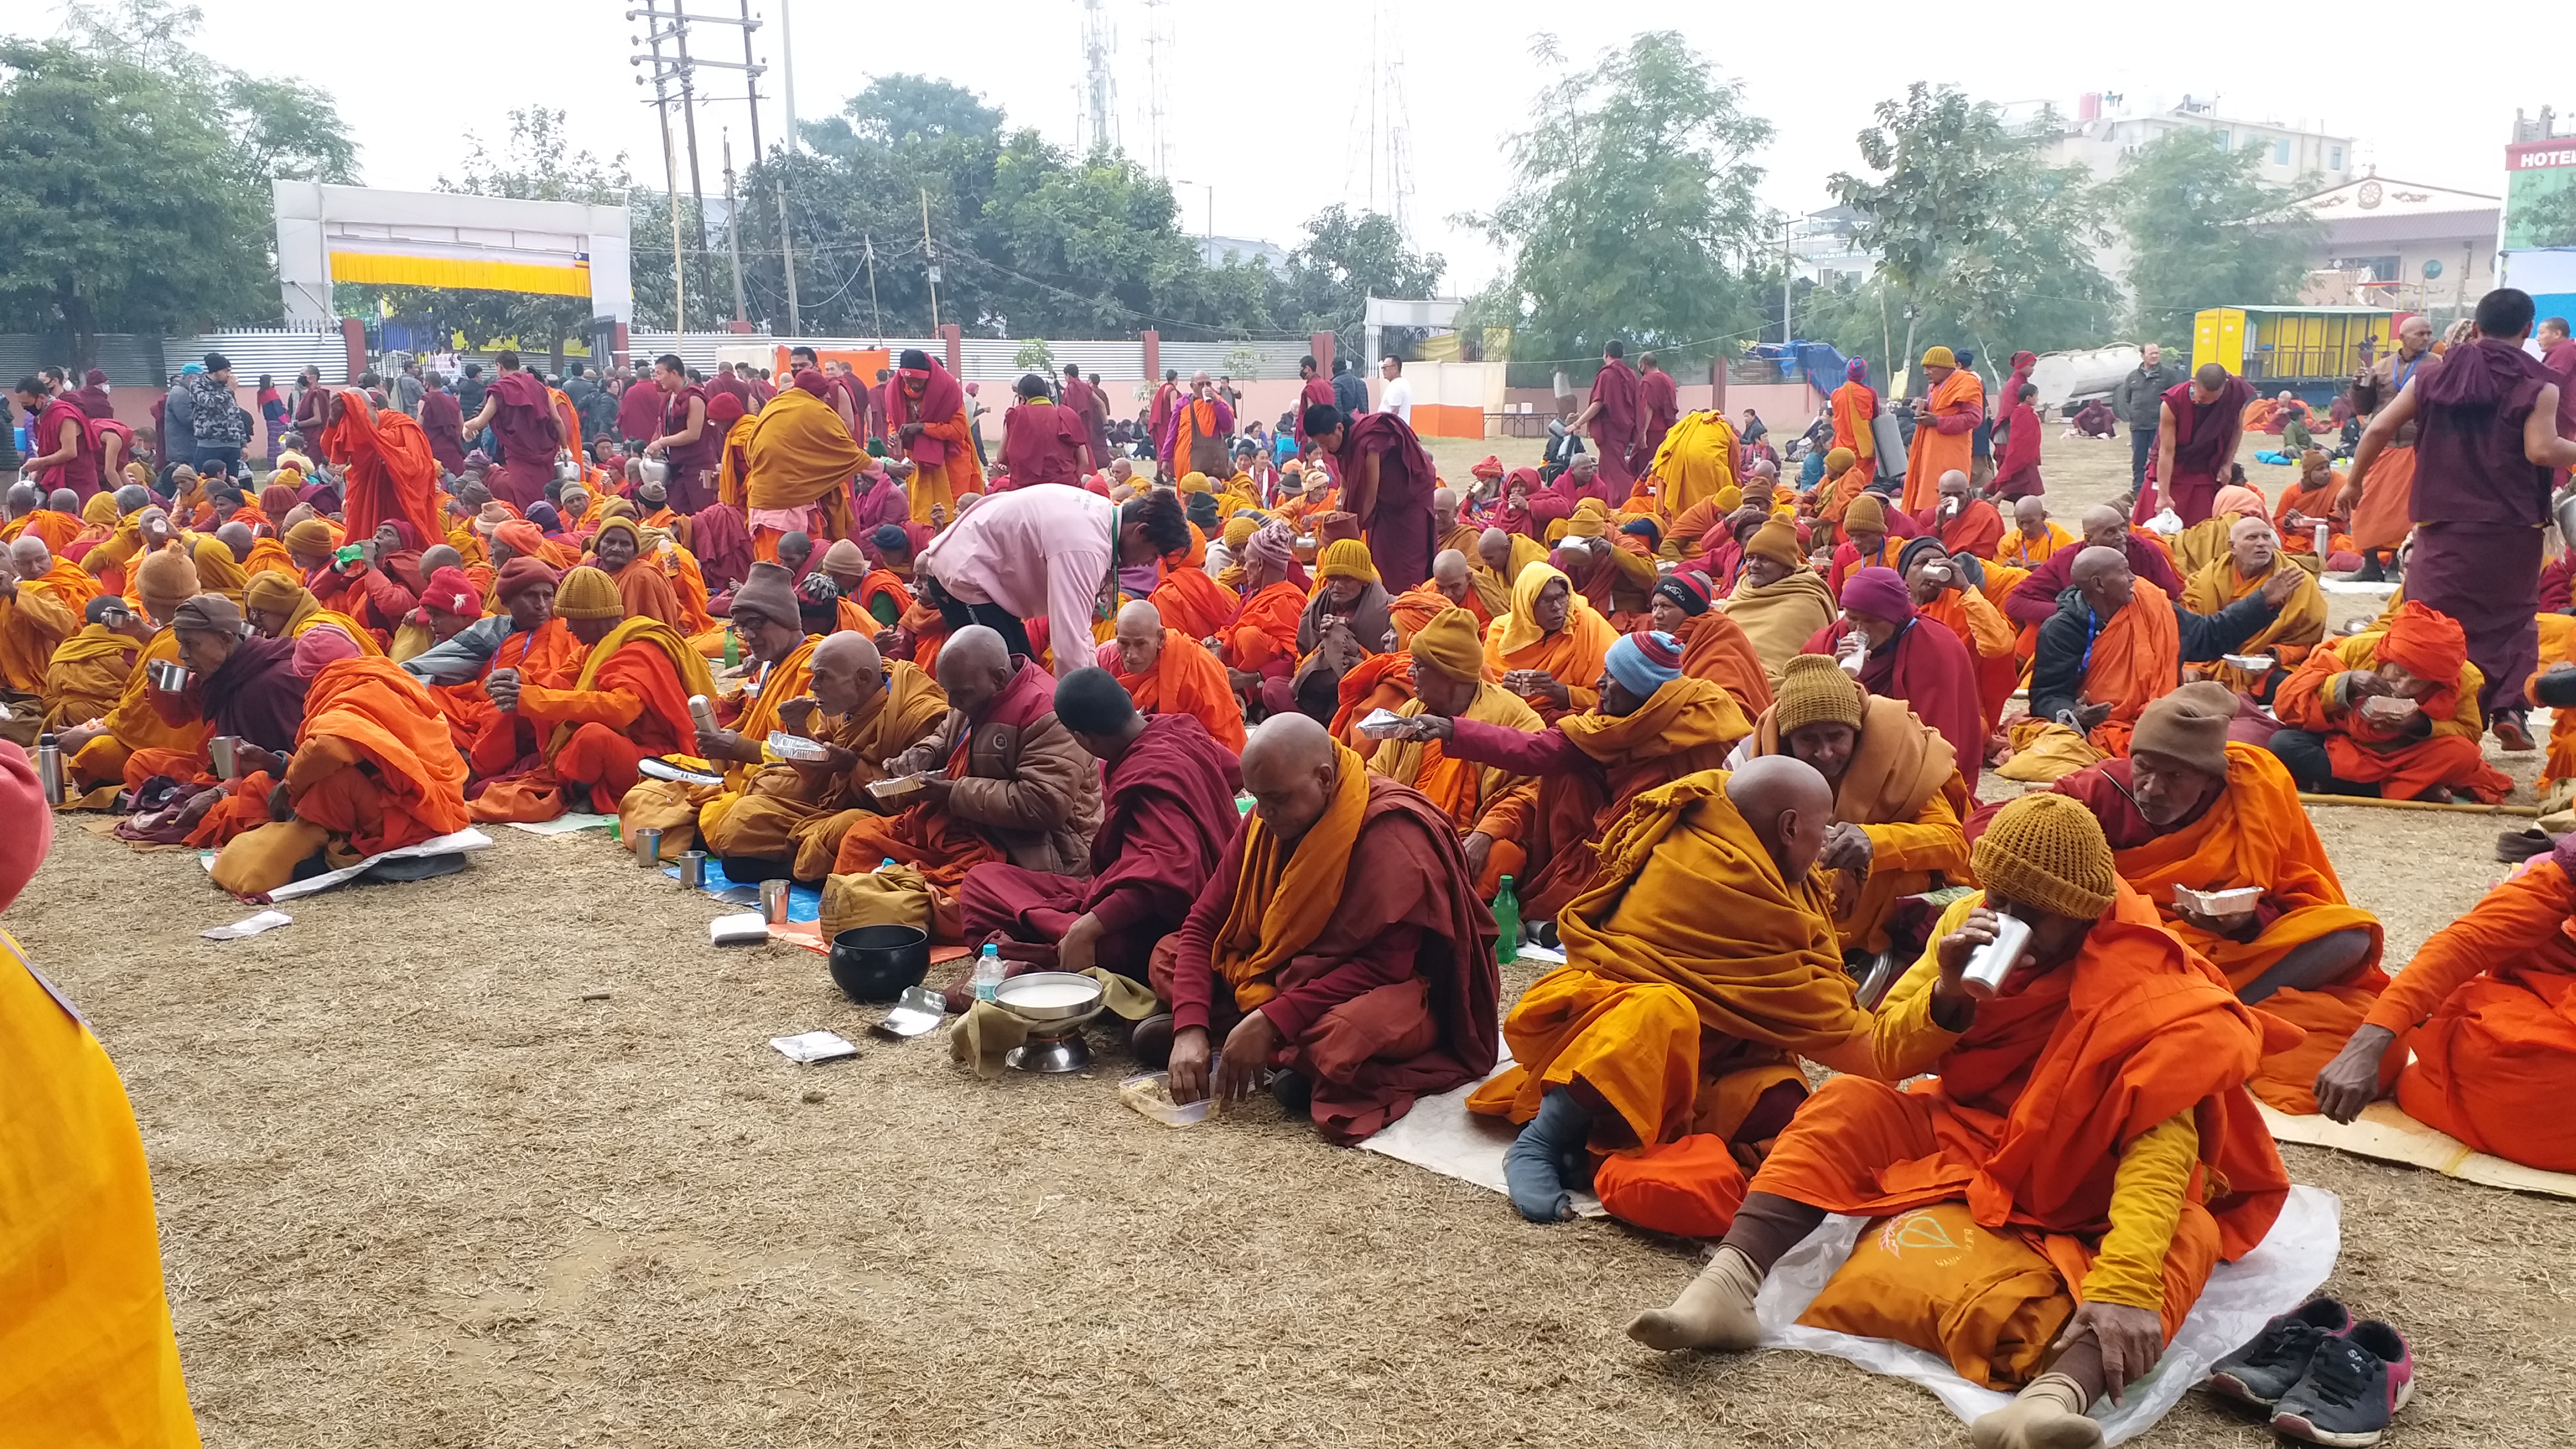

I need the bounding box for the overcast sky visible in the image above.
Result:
[22,1,2568,294]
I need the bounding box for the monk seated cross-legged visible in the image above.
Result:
[1716,518,1839,692]
[207,627,472,896]
[1398,631,1753,930]
[1471,757,1878,1233]
[43,594,146,733]
[1627,794,2295,1449]
[1738,655,1971,989]
[2313,833,2576,1173]
[1100,599,1245,753]
[1156,714,1502,1143]
[1485,561,1619,723]
[827,626,1102,940]
[963,666,1240,992]
[2267,601,2516,804]
[2019,545,2297,772]
[1362,607,1542,897]
[473,565,715,821]
[696,632,950,880]
[2180,515,2324,704]
[54,549,207,795]
[2024,684,2388,1114]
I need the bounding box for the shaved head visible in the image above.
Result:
[45,488,76,513]
[812,629,882,676]
[1239,713,1338,844]
[2013,495,2047,531]
[3,482,38,517]
[2071,544,2137,613]
[418,544,463,576]
[2195,363,2231,390]
[2078,505,2127,550]
[935,624,1013,714]
[1938,470,1969,498]
[214,522,254,561]
[1478,527,1513,576]
[1432,549,1472,602]
[1114,598,1167,674]
[809,629,885,718]
[1726,754,1835,880]
[9,535,50,578]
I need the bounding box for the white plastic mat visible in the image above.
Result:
[1360,1054,1606,1217]
[1750,1186,2341,1445]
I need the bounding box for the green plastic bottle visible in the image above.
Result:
[722,625,741,671]
[1492,875,1520,964]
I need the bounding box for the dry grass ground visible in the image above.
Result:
[16,424,2573,1448]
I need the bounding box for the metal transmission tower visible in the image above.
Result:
[1138,0,1173,178]
[627,0,801,337]
[1075,0,1117,155]
[1343,0,1416,233]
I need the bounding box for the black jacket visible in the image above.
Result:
[2113,361,2185,427]
[2028,585,2280,727]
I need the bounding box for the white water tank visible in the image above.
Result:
[2026,345,2141,414]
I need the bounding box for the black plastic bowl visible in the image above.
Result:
[829,924,932,1003]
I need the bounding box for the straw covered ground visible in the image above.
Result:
[16,425,2576,1447]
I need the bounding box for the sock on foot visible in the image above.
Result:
[1968,1371,2101,1449]
[1503,1089,1589,1223]
[1625,1243,1765,1353]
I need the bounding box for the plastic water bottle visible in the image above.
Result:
[722,626,741,671]
[876,857,897,873]
[971,943,1004,1003]
[1492,875,1521,965]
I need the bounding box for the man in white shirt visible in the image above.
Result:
[1379,355,1414,425]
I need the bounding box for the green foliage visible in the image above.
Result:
[1285,206,1445,359]
[1831,84,2114,383]
[0,1,362,361]
[1472,31,1773,382]
[1012,338,1055,372]
[2112,128,2319,349]
[2506,176,2576,249]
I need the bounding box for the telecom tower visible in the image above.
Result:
[1138,0,1173,178]
[1076,0,1116,154]
[1345,0,1415,233]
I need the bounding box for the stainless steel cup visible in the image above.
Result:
[145,659,191,693]
[759,878,788,924]
[208,736,241,780]
[678,850,707,889]
[632,826,662,867]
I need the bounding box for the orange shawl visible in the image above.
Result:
[1218,581,1306,674]
[1674,609,1774,718]
[1149,563,1238,642]
[320,390,444,546]
[1206,740,1371,1008]
[289,656,471,854]
[1120,628,1246,753]
[2083,580,2181,755]
[1902,368,1985,513]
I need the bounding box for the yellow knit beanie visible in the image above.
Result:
[553,565,626,621]
[1824,446,1855,475]
[1223,515,1259,551]
[1772,655,1864,737]
[1970,794,2117,920]
[1317,538,1378,583]
[1409,607,1484,680]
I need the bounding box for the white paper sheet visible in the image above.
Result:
[198,828,493,901]
[201,910,292,940]
[504,812,618,836]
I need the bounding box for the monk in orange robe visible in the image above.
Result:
[2021,547,2298,766]
[318,387,444,546]
[2270,600,2515,803]
[1996,495,2076,570]
[471,566,714,821]
[1153,713,1501,1143]
[638,564,821,856]
[827,626,1102,940]
[886,349,985,522]
[1147,543,1236,642]
[457,560,586,780]
[1484,561,1619,723]
[1366,608,1540,896]
[1102,599,1245,753]
[2314,834,2576,1172]
[1,482,84,553]
[1929,470,2005,558]
[2272,449,2354,561]
[1629,794,2293,1449]
[1386,547,1489,646]
[1407,631,1751,922]
[1902,347,1983,513]
[1214,522,1307,716]
[586,517,687,629]
[208,637,472,895]
[1900,538,2019,740]
[0,536,90,696]
[58,550,206,794]
[1471,759,1876,1230]
[1742,657,1970,964]
[42,597,142,731]
[2181,517,2324,701]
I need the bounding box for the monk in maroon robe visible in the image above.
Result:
[464,356,563,510]
[1153,713,1501,1144]
[614,371,663,446]
[2361,288,2576,729]
[418,383,468,475]
[1294,357,1338,446]
[1060,364,1111,465]
[2140,364,2255,525]
[1306,404,1441,592]
[1576,341,1644,494]
[1631,353,1680,479]
[999,375,1092,488]
[959,670,1242,981]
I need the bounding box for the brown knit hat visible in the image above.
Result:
[2129,681,2236,778]
[135,548,202,615]
[1971,794,2118,920]
[494,555,560,604]
[1746,517,1803,566]
[1844,494,1887,534]
[171,594,244,637]
[553,565,625,621]
[1772,654,1865,736]
[728,560,802,631]
[284,518,337,555]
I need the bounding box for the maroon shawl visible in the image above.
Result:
[1802,612,1986,788]
[889,359,968,466]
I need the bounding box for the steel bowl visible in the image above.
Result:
[145,659,192,692]
[829,924,934,1004]
[993,970,1105,1026]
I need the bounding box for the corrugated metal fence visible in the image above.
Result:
[0,329,348,386]
[627,332,1309,382]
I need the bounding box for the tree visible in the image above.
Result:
[1284,205,1443,359]
[1831,85,2114,389]
[2507,179,2576,249]
[2113,129,2319,351]
[1470,31,1772,383]
[0,40,273,364]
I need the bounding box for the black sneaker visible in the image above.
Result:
[2272,1319,2414,1447]
[2206,1298,2352,1408]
